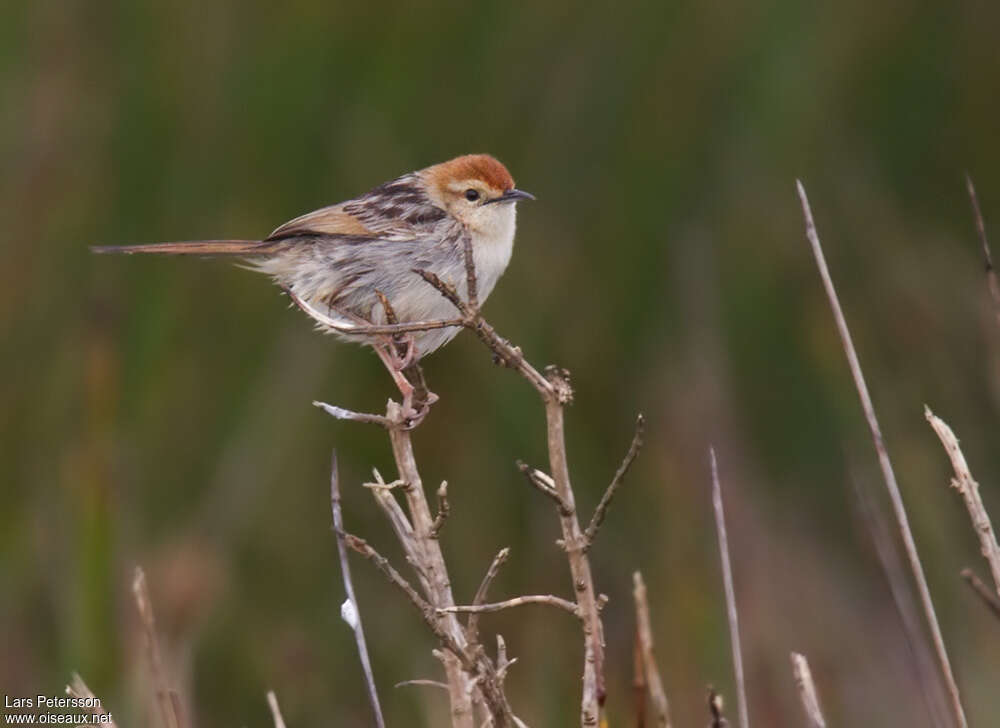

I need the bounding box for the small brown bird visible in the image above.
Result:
[94,154,533,417]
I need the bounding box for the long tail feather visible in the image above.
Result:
[90,240,275,256]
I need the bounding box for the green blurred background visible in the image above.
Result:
[3,0,1000,725]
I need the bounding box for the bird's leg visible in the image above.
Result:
[385,332,417,370]
[373,342,437,428]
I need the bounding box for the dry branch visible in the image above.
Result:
[960,568,1000,619]
[585,414,645,549]
[797,180,968,728]
[133,566,185,728]
[708,688,728,728]
[966,174,1000,329]
[632,571,672,728]
[925,406,1000,599]
[266,691,288,728]
[417,245,606,725]
[65,674,118,728]
[318,225,619,726]
[396,679,450,691]
[850,473,952,728]
[441,595,580,617]
[313,401,392,428]
[517,461,572,516]
[330,452,386,728]
[790,653,826,728]
[431,481,450,538]
[709,450,748,728]
[468,548,511,644]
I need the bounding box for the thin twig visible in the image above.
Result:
[960,567,1000,619]
[633,571,672,728]
[343,530,485,685]
[66,674,117,728]
[542,382,606,724]
[797,180,968,728]
[330,452,386,728]
[850,470,952,728]
[266,691,288,728]
[132,566,184,728]
[412,268,553,395]
[431,481,450,538]
[395,679,450,690]
[314,401,392,428]
[468,548,511,644]
[440,595,580,617]
[966,174,1000,330]
[384,406,492,727]
[926,406,1000,597]
[516,460,573,516]
[790,653,826,728]
[286,284,465,335]
[708,687,728,728]
[584,414,645,549]
[398,241,605,725]
[495,635,517,685]
[462,231,480,310]
[633,626,647,728]
[709,450,748,728]
[417,245,604,722]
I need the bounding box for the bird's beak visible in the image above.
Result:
[488,188,536,204]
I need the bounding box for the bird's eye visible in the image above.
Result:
[464,189,480,202]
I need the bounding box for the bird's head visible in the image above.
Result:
[422,154,534,237]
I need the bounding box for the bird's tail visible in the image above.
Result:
[90,240,278,256]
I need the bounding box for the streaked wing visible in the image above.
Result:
[266,173,447,243]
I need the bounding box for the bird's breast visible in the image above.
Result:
[471,205,517,301]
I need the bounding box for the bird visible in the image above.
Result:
[93,153,534,420]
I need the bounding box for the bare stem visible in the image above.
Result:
[585,414,645,548]
[544,390,606,726]
[797,180,968,728]
[850,471,952,728]
[133,566,185,728]
[965,174,1000,330]
[415,243,605,725]
[468,548,511,643]
[396,679,450,691]
[517,460,573,516]
[65,674,118,728]
[708,688,727,728]
[462,232,480,310]
[709,450,749,728]
[790,653,826,728]
[314,401,392,428]
[633,571,672,728]
[330,452,386,728]
[926,406,1000,598]
[441,595,580,617]
[266,691,288,728]
[960,567,1000,619]
[431,481,450,538]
